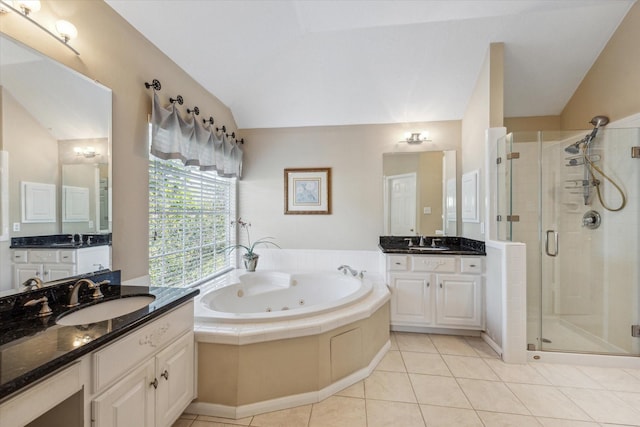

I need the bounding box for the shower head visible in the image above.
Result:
[564,141,582,154]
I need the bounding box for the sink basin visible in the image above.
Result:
[409,246,450,251]
[56,295,156,326]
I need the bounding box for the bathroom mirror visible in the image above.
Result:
[0,33,112,292]
[383,150,457,236]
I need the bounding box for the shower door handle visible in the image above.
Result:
[545,230,558,257]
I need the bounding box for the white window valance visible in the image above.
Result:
[150,92,243,178]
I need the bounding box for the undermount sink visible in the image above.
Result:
[56,295,156,326]
[409,246,450,251]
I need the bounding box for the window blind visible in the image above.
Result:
[149,157,236,287]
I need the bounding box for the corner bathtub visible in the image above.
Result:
[196,271,373,323]
[190,269,391,419]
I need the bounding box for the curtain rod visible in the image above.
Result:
[144,78,244,144]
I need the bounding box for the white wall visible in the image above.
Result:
[239,122,461,250]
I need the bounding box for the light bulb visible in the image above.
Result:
[55,20,78,42]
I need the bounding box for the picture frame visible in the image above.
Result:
[284,167,332,214]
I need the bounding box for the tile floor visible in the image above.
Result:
[173,332,640,427]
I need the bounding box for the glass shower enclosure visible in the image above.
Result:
[497,127,640,356]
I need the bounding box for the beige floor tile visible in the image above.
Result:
[192,421,243,427]
[484,359,551,385]
[430,334,478,356]
[457,378,530,414]
[476,411,542,427]
[364,371,417,403]
[197,415,253,425]
[625,368,640,382]
[308,396,366,427]
[420,404,483,427]
[401,351,452,376]
[395,332,438,353]
[536,418,599,427]
[181,413,198,420]
[560,387,640,425]
[577,366,640,392]
[614,390,640,412]
[531,364,602,389]
[506,383,591,421]
[250,404,311,427]
[335,380,365,398]
[442,354,500,380]
[375,350,406,372]
[172,419,195,427]
[464,336,500,358]
[389,332,399,350]
[409,373,471,408]
[366,400,425,427]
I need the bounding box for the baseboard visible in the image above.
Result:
[480,332,503,357]
[187,340,390,419]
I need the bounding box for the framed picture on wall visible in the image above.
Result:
[284,168,332,214]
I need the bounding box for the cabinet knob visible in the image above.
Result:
[150,378,158,389]
[439,283,443,288]
[426,282,430,287]
[470,264,476,267]
[161,370,169,380]
[395,262,401,265]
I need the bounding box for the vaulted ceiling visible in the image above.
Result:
[106,0,634,129]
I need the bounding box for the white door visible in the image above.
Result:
[386,173,417,235]
[155,333,195,427]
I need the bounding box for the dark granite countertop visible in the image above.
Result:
[0,270,199,402]
[379,236,486,256]
[10,233,112,249]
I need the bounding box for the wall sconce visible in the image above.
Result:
[75,147,98,158]
[0,0,79,55]
[399,132,431,145]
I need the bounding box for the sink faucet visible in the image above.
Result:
[66,278,110,307]
[338,265,358,276]
[418,236,427,247]
[23,295,53,317]
[22,276,43,291]
[431,238,442,248]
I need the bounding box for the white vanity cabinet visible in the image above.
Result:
[387,254,484,331]
[11,246,110,287]
[91,302,195,427]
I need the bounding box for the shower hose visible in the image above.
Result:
[583,147,627,211]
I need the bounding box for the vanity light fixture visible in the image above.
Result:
[0,0,80,55]
[74,146,98,158]
[400,132,431,145]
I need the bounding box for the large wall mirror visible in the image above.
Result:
[0,33,112,292]
[383,150,457,237]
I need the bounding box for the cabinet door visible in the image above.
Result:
[436,274,482,328]
[44,263,76,281]
[14,264,44,287]
[155,332,195,427]
[390,273,433,325]
[93,359,155,427]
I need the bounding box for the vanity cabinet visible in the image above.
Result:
[387,254,484,331]
[11,246,110,288]
[92,302,195,427]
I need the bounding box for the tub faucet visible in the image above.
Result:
[22,277,43,291]
[66,278,110,307]
[338,265,358,276]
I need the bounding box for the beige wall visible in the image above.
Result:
[418,151,443,235]
[504,115,562,133]
[239,121,461,250]
[561,1,640,129]
[0,0,237,280]
[461,43,504,241]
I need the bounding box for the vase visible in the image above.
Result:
[243,253,259,272]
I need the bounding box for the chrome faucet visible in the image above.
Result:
[338,265,358,276]
[22,276,43,291]
[431,238,442,248]
[66,278,110,307]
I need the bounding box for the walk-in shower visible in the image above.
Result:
[497,121,639,356]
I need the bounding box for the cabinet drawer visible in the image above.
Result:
[412,256,455,273]
[28,250,58,263]
[92,300,194,394]
[461,257,482,274]
[59,250,76,264]
[12,250,28,263]
[388,255,408,271]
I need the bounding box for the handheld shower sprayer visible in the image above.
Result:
[564,115,610,154]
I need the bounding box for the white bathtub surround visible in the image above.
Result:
[194,269,389,345]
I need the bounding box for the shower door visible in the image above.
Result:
[539,128,639,355]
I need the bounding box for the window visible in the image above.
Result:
[149,157,236,287]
